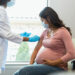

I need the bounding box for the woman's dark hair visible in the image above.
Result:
[39,7,72,36]
[0,0,10,5]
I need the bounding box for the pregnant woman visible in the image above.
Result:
[14,7,75,75]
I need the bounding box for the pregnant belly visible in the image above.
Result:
[35,48,62,64]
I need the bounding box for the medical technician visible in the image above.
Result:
[0,0,40,72]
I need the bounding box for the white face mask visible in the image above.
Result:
[7,0,15,7]
[42,21,49,28]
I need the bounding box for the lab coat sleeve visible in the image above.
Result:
[0,23,23,44]
[0,7,23,44]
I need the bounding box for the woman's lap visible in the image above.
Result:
[14,63,65,75]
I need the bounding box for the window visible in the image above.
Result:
[6,0,47,62]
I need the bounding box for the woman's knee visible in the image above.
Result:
[14,66,33,75]
[14,72,19,75]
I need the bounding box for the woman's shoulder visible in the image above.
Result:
[58,27,71,38]
[40,29,48,39]
[42,29,48,34]
[59,27,70,34]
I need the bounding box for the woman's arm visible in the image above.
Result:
[30,38,43,64]
[30,29,47,64]
[43,58,64,66]
[60,30,75,63]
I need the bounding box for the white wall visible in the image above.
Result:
[0,63,28,75]
[50,0,75,38]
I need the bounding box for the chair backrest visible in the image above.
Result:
[71,60,75,70]
[68,60,75,70]
[71,39,75,70]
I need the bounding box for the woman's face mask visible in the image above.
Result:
[42,21,49,28]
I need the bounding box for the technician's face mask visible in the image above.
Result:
[42,21,49,28]
[7,0,15,7]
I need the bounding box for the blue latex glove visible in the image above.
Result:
[29,35,40,42]
[20,32,31,37]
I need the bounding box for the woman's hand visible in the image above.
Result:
[43,59,64,66]
[43,59,57,66]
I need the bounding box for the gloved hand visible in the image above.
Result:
[20,32,31,37]
[29,35,40,42]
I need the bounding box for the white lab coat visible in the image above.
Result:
[0,6,23,70]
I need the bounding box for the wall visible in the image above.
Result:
[50,0,75,38]
[0,63,28,75]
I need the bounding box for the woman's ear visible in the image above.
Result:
[47,16,52,24]
[46,16,52,28]
[47,16,55,29]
